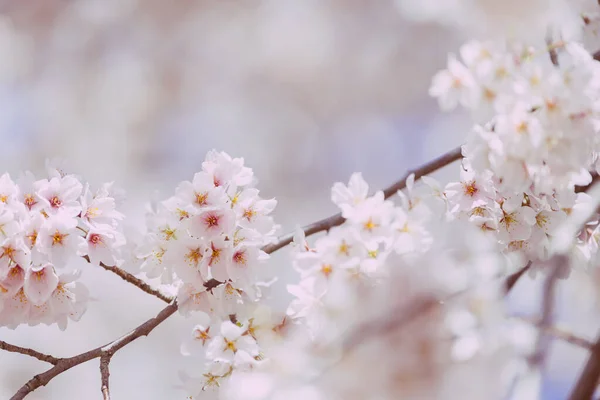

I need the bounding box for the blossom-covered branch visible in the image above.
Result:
[5,147,461,398]
[5,13,600,396]
[262,145,462,254]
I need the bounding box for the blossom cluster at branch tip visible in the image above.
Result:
[0,162,125,330]
[132,150,285,395]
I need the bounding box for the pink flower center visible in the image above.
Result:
[50,196,62,208]
[89,233,102,245]
[24,194,37,209]
[233,250,246,266]
[204,214,220,228]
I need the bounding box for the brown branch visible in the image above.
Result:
[342,296,440,352]
[262,146,462,254]
[100,354,111,400]
[10,301,179,400]
[0,341,61,365]
[504,262,532,294]
[515,316,594,351]
[97,262,174,303]
[82,255,174,304]
[529,255,568,367]
[569,333,600,400]
[575,172,600,194]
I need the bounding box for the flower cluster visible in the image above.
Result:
[133,151,282,394]
[431,40,600,194]
[0,165,125,329]
[287,173,437,334]
[443,160,595,274]
[178,305,287,396]
[135,151,279,313]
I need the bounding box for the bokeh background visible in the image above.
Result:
[0,1,598,398]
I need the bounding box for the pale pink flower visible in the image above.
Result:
[169,237,209,286]
[0,209,20,240]
[236,190,277,236]
[227,245,265,283]
[205,235,233,282]
[331,173,370,217]
[189,208,236,239]
[78,225,125,266]
[177,283,211,316]
[181,312,213,356]
[37,175,83,217]
[206,320,259,363]
[202,150,254,190]
[16,171,43,212]
[0,236,31,275]
[24,263,59,306]
[429,54,478,110]
[37,214,81,266]
[0,264,25,296]
[80,184,124,226]
[174,171,228,211]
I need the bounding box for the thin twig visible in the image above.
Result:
[569,333,600,400]
[100,354,112,400]
[0,341,61,365]
[262,146,462,254]
[82,255,174,304]
[10,301,179,400]
[514,316,594,351]
[342,296,440,352]
[529,255,569,368]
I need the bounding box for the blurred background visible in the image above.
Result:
[0,0,597,398]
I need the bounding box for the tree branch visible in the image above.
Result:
[262,146,462,254]
[342,296,441,352]
[529,255,567,368]
[504,262,532,294]
[0,341,61,365]
[515,316,594,351]
[82,255,174,304]
[97,262,174,304]
[10,301,179,400]
[100,354,112,400]
[568,333,600,400]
